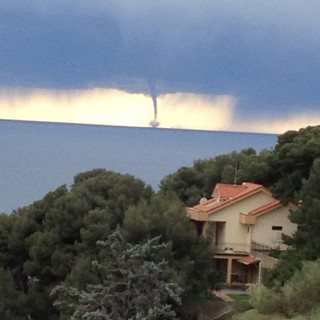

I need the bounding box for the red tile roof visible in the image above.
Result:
[193,198,218,212]
[214,183,259,198]
[215,182,265,198]
[237,256,260,265]
[249,200,282,216]
[194,182,268,213]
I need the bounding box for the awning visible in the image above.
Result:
[237,256,260,265]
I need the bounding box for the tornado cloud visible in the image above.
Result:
[147,80,160,128]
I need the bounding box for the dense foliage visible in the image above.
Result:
[0,169,213,319]
[52,232,183,320]
[160,126,320,207]
[250,261,320,318]
[160,147,275,206]
[271,126,320,202]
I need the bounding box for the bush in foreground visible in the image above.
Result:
[249,261,320,318]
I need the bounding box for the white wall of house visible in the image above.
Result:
[252,206,297,250]
[207,191,272,248]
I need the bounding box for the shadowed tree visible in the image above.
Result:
[0,169,154,319]
[271,125,320,202]
[284,158,320,259]
[122,194,215,299]
[52,232,183,320]
[160,148,274,206]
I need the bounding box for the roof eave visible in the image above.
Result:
[206,187,266,216]
[187,208,208,221]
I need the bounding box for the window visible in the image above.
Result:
[272,226,283,231]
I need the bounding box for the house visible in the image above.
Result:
[188,182,297,285]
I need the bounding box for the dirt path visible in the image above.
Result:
[213,290,235,302]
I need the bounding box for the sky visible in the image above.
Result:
[0,0,319,134]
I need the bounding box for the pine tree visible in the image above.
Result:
[52,232,183,320]
[287,158,320,259]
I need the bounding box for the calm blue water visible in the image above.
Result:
[0,120,277,213]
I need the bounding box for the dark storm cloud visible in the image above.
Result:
[1,0,319,117]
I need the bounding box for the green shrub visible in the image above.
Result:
[250,262,320,318]
[249,284,283,314]
[282,262,320,317]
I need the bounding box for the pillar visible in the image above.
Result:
[202,221,209,236]
[226,257,233,284]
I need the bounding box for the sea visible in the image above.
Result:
[0,120,277,213]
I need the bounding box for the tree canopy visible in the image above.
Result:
[160,126,320,205]
[271,126,320,202]
[160,147,275,207]
[52,232,183,320]
[0,169,214,319]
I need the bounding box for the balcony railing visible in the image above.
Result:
[214,241,282,256]
[251,240,278,252]
[215,242,250,254]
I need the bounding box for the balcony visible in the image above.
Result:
[239,213,256,225]
[214,242,250,255]
[214,241,283,256]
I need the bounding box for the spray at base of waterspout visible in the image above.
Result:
[149,119,160,128]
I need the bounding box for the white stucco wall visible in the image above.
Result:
[207,191,273,248]
[206,191,296,252]
[252,206,297,250]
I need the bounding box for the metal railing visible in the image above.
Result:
[215,242,250,254]
[214,240,282,255]
[251,240,278,252]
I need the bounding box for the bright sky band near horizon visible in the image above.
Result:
[1,88,319,134]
